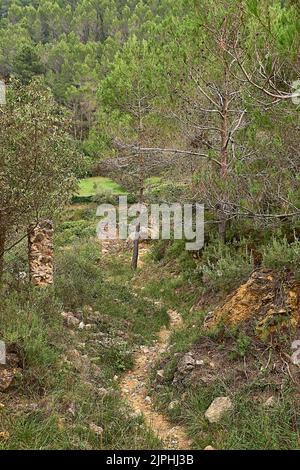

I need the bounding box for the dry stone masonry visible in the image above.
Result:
[28,220,54,286]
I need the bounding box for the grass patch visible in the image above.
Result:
[180,385,300,450]
[0,205,167,450]
[78,177,126,197]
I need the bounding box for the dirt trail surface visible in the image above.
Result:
[100,239,190,448]
[120,308,191,450]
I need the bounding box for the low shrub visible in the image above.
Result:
[197,240,254,294]
[262,237,300,278]
[55,220,95,246]
[0,288,63,382]
[92,189,119,205]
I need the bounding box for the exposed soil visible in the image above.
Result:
[100,238,191,448]
[120,308,191,450]
[205,269,300,341]
[160,269,300,398]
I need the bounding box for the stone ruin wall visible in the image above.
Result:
[28,220,54,286]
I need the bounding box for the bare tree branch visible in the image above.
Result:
[114,141,222,167]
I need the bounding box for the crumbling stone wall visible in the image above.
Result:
[28,220,54,286]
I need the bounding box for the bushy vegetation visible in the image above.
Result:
[263,238,300,278]
[197,240,254,294]
[1,0,300,452]
[0,206,169,450]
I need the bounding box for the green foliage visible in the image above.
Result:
[0,288,62,373]
[78,176,125,197]
[182,384,300,449]
[197,240,254,294]
[92,189,119,205]
[14,44,44,84]
[229,332,252,360]
[55,239,168,338]
[145,179,187,204]
[0,78,81,260]
[98,34,161,146]
[262,237,300,278]
[2,0,300,451]
[149,240,170,262]
[55,219,95,246]
[0,207,171,450]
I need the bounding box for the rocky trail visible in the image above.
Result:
[102,240,191,450]
[101,239,191,448]
[120,308,191,450]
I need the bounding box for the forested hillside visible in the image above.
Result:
[1,0,300,453]
[2,0,300,221]
[0,0,172,150]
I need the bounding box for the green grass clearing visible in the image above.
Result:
[78,177,126,197]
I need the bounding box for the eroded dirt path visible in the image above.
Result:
[120,308,191,450]
[100,239,190,448]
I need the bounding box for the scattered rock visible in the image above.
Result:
[205,396,233,423]
[195,360,204,366]
[16,271,27,282]
[14,402,39,413]
[78,321,85,330]
[145,396,151,404]
[263,396,276,408]
[97,387,109,397]
[0,368,20,391]
[0,431,10,440]
[67,349,89,370]
[67,402,76,417]
[89,423,104,436]
[61,312,80,327]
[177,353,195,374]
[172,352,196,385]
[168,400,180,411]
[204,445,216,450]
[84,305,93,313]
[156,369,164,379]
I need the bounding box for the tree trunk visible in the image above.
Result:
[131,177,144,270]
[218,211,227,243]
[219,89,229,241]
[131,95,145,270]
[131,222,140,270]
[0,221,6,284]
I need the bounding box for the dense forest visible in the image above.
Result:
[2,0,300,221]
[1,0,300,454]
